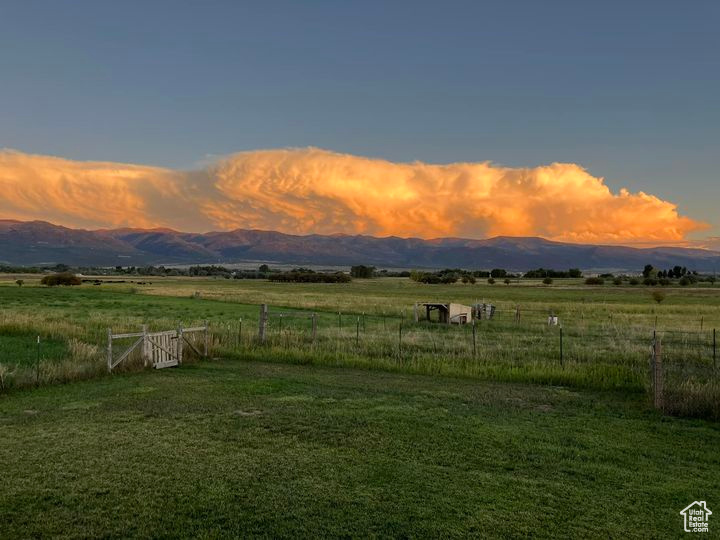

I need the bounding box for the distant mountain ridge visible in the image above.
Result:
[1,219,719,272]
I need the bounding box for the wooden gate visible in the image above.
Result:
[107,322,208,371]
[145,330,180,369]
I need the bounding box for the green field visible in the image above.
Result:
[1,276,719,537]
[1,360,719,538]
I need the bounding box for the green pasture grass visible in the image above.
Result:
[0,359,718,538]
[0,279,717,416]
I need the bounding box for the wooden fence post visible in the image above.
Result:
[413,303,419,323]
[107,328,113,372]
[398,319,403,358]
[472,319,477,357]
[204,320,209,358]
[142,324,148,366]
[177,324,184,364]
[259,304,268,343]
[653,336,663,411]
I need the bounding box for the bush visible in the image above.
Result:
[487,277,496,285]
[15,279,23,287]
[613,277,623,286]
[504,278,511,285]
[542,277,553,285]
[652,291,666,304]
[643,278,658,287]
[40,273,82,287]
[629,278,640,286]
[585,277,605,285]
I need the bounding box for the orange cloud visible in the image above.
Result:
[0,147,707,244]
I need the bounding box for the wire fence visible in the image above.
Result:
[1,302,718,419]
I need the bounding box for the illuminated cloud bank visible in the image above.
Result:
[0,147,706,244]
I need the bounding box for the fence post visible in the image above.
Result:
[142,324,148,366]
[413,303,419,323]
[356,317,360,347]
[653,337,663,411]
[204,320,209,358]
[259,304,268,343]
[238,318,242,347]
[560,327,564,366]
[472,319,477,357]
[398,319,403,358]
[338,312,342,331]
[107,328,113,372]
[36,335,41,385]
[177,324,184,364]
[714,329,717,369]
[311,313,317,343]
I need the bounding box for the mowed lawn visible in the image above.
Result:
[1,360,718,538]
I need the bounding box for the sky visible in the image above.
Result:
[0,1,718,246]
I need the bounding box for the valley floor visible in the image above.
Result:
[1,359,718,538]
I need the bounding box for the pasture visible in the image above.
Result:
[1,275,719,536]
[1,276,718,414]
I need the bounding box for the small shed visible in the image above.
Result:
[414,302,473,324]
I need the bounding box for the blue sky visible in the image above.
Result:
[1,1,718,240]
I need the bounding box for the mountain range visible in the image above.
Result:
[1,219,719,272]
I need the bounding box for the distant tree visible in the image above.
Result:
[490,268,507,278]
[542,277,553,285]
[40,273,82,287]
[258,264,270,273]
[350,265,376,278]
[504,278,511,285]
[487,277,496,285]
[652,291,666,304]
[642,265,655,278]
[585,277,605,285]
[613,277,623,286]
[628,277,640,286]
[568,268,583,278]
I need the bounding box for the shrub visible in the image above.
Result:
[15,279,23,287]
[487,277,496,285]
[652,291,666,304]
[613,277,623,286]
[629,278,640,285]
[585,277,605,285]
[658,278,671,286]
[40,273,82,287]
[504,278,511,285]
[643,278,658,286]
[542,277,553,285]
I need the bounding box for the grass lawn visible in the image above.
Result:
[1,359,718,538]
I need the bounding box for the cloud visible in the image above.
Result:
[0,147,708,244]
